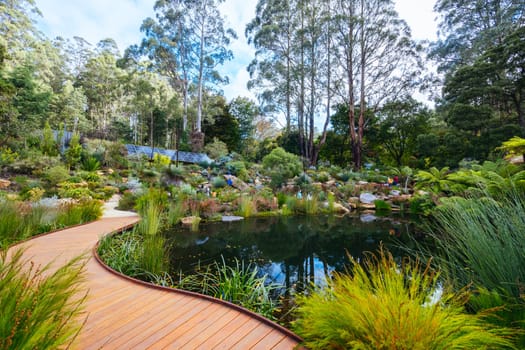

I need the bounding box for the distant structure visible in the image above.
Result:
[125,144,213,165]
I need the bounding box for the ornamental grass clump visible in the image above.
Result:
[179,257,278,319]
[424,190,525,345]
[0,249,87,350]
[293,247,515,350]
[136,200,168,278]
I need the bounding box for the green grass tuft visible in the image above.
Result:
[0,249,87,349]
[293,247,516,349]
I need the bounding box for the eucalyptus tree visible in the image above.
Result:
[0,0,42,67]
[247,0,336,165]
[247,0,298,132]
[333,0,424,169]
[77,50,125,137]
[135,0,235,152]
[133,5,192,132]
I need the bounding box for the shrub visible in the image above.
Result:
[0,249,87,349]
[204,137,229,160]
[65,132,82,169]
[409,193,435,215]
[81,156,101,171]
[57,181,93,199]
[211,176,227,189]
[226,161,248,181]
[293,248,516,349]
[0,146,18,166]
[55,199,103,227]
[44,165,70,187]
[117,191,137,211]
[262,147,302,188]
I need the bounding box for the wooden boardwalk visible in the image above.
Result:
[11,214,302,349]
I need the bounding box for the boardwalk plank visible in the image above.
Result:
[9,216,300,350]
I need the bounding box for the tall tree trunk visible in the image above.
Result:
[356,0,366,169]
[312,0,332,166]
[347,2,358,169]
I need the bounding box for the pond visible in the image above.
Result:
[165,214,422,297]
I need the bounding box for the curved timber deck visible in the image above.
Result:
[11,213,301,349]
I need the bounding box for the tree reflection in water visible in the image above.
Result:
[166,214,421,300]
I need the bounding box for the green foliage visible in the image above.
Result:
[304,195,319,215]
[57,181,92,199]
[179,257,278,319]
[135,187,168,216]
[262,147,302,188]
[236,195,257,218]
[0,146,18,166]
[98,231,143,277]
[0,249,87,350]
[54,199,103,227]
[81,156,101,171]
[226,161,248,181]
[44,165,70,187]
[293,248,516,349]
[374,199,392,212]
[211,176,227,189]
[498,136,525,162]
[65,132,82,169]
[135,198,168,278]
[117,191,137,211]
[415,167,451,194]
[153,152,170,167]
[204,137,229,160]
[41,122,58,156]
[0,201,44,248]
[425,191,525,343]
[409,194,436,215]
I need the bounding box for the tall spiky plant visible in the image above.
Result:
[136,199,168,279]
[0,249,87,349]
[293,247,516,349]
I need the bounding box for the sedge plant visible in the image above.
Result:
[179,257,278,319]
[293,247,516,349]
[0,249,87,349]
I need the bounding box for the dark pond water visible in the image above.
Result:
[165,214,422,294]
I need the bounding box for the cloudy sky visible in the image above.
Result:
[35,0,438,101]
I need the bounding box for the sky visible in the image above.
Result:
[35,0,438,102]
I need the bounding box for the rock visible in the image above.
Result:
[390,190,401,196]
[332,202,350,214]
[359,192,377,204]
[359,203,376,210]
[222,215,244,222]
[0,178,11,189]
[181,216,200,226]
[224,175,249,191]
[360,213,377,223]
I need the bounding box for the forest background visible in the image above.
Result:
[1,0,523,169]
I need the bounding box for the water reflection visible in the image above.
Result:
[165,215,419,294]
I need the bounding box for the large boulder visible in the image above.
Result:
[359,192,378,204]
[224,175,249,191]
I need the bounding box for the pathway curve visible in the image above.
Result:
[11,197,301,349]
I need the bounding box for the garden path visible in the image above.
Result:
[11,197,301,349]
